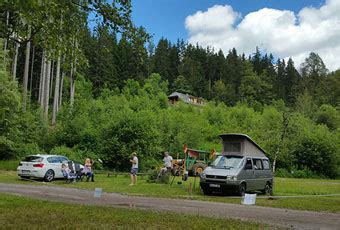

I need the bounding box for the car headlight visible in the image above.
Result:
[227,175,237,180]
[200,173,206,179]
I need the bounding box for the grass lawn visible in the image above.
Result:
[1,170,340,213]
[0,193,273,229]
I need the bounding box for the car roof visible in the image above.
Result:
[26,154,67,158]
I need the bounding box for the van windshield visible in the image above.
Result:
[210,155,243,169]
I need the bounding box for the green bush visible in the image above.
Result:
[147,169,159,183]
[139,157,161,172]
[315,104,339,131]
[147,168,170,184]
[50,146,85,164]
[275,167,326,179]
[0,160,19,171]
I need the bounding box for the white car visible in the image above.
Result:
[17,155,76,182]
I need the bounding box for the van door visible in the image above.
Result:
[242,158,255,191]
[252,158,266,190]
[262,159,272,183]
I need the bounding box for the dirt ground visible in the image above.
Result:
[1,183,340,229]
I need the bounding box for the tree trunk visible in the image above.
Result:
[4,11,9,53]
[52,55,61,125]
[70,39,78,107]
[70,66,75,106]
[50,61,54,98]
[22,27,31,112]
[59,71,64,109]
[43,59,51,120]
[38,54,42,103]
[29,46,35,97]
[39,51,46,107]
[12,42,20,81]
[71,80,75,106]
[271,112,289,196]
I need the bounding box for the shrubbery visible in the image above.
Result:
[0,49,339,178]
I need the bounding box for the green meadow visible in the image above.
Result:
[1,170,339,213]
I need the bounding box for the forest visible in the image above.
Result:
[0,1,339,178]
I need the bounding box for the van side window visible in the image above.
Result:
[262,159,270,170]
[245,158,252,169]
[252,159,263,170]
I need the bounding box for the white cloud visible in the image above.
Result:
[185,0,340,71]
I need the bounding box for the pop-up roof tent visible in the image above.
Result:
[219,134,266,157]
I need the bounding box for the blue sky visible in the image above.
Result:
[130,0,340,71]
[131,0,325,43]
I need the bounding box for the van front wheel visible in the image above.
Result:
[238,183,246,196]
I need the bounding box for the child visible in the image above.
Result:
[61,163,71,177]
[61,163,76,182]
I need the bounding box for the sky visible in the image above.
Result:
[131,0,340,71]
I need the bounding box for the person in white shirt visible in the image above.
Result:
[129,152,138,186]
[163,151,173,172]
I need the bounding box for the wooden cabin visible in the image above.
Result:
[168,92,204,106]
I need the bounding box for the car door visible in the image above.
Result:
[55,156,69,178]
[47,156,63,178]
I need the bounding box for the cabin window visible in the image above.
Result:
[252,159,263,170]
[224,142,241,152]
[262,159,270,170]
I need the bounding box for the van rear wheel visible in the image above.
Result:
[238,183,246,196]
[261,182,272,195]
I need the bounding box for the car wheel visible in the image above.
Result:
[44,169,55,182]
[192,163,206,176]
[261,182,272,195]
[238,183,246,196]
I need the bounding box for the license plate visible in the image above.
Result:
[22,170,30,174]
[209,184,220,188]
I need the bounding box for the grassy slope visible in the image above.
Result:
[0,193,271,229]
[1,171,339,212]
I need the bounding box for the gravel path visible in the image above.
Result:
[1,183,340,229]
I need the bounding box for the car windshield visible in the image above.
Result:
[210,155,243,169]
[22,156,43,162]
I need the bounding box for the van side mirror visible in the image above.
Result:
[245,164,252,170]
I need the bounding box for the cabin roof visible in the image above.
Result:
[168,92,204,105]
[219,133,266,154]
[168,92,191,103]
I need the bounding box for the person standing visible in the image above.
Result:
[129,152,138,186]
[163,151,173,172]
